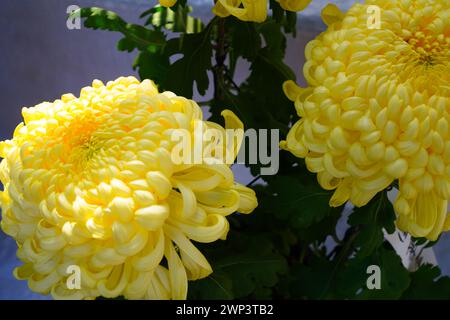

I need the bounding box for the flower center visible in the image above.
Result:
[62,115,101,171]
[70,137,101,171]
[398,30,450,93]
[406,31,448,66]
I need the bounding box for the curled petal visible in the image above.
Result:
[164,239,188,300]
[213,0,268,22]
[97,263,132,298]
[171,214,229,243]
[132,230,165,272]
[321,4,344,26]
[231,183,258,214]
[164,224,212,280]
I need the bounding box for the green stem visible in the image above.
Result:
[213,18,227,102]
[197,100,213,106]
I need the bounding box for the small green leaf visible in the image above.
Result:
[348,191,396,258]
[269,0,285,24]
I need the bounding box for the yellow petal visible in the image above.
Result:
[321,3,344,26]
[232,183,258,214]
[171,213,229,243]
[213,0,267,22]
[277,0,311,12]
[164,239,188,300]
[159,0,176,7]
[164,224,212,280]
[97,264,131,298]
[283,80,305,102]
[132,230,165,272]
[147,266,171,299]
[135,204,169,231]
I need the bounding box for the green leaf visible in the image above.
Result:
[239,20,295,129]
[284,11,297,36]
[401,264,450,300]
[357,244,411,299]
[165,28,213,98]
[133,50,170,89]
[191,232,288,299]
[75,7,165,52]
[268,0,297,35]
[348,191,396,258]
[228,18,262,61]
[297,206,342,243]
[258,20,287,58]
[291,243,410,299]
[219,251,287,298]
[188,271,233,300]
[285,256,335,299]
[269,0,285,24]
[256,47,296,81]
[267,175,334,229]
[207,18,296,136]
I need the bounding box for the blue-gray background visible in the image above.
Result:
[0,0,448,299]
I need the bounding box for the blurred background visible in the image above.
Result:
[0,0,448,299]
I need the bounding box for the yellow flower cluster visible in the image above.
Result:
[159,0,312,22]
[281,0,450,240]
[0,76,257,299]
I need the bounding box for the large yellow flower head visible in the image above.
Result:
[0,76,257,299]
[281,0,450,240]
[158,0,312,22]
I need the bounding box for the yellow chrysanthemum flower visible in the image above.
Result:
[212,0,311,22]
[212,0,268,22]
[158,0,311,22]
[281,0,450,240]
[0,76,257,299]
[159,0,312,22]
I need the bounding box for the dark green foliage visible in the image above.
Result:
[189,231,288,299]
[402,265,450,300]
[78,2,450,300]
[164,29,213,97]
[266,175,334,229]
[348,191,396,259]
